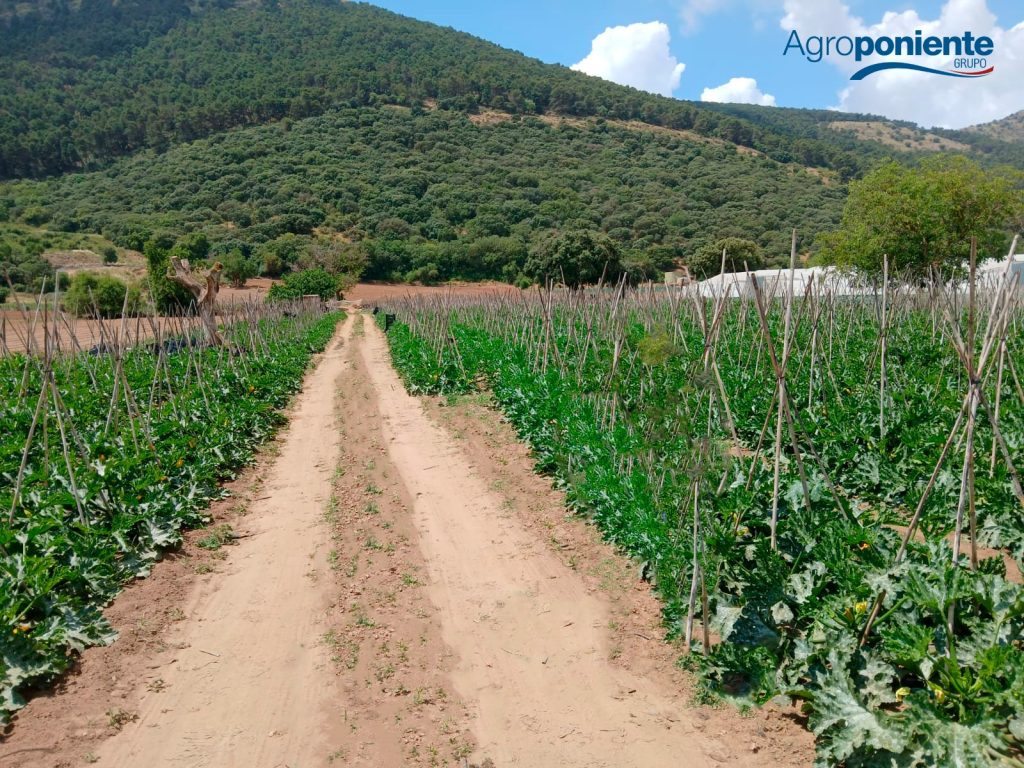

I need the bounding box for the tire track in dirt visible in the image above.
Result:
[3,310,809,768]
[358,316,781,768]
[88,314,354,768]
[316,313,476,766]
[420,393,813,767]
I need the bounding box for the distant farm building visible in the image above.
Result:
[664,268,692,286]
[695,254,1024,298]
[696,266,868,298]
[301,294,325,309]
[979,254,1024,283]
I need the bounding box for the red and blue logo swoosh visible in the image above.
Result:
[851,62,994,80]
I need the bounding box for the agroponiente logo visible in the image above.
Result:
[784,29,994,80]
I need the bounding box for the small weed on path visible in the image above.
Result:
[314,327,475,766]
[196,524,236,551]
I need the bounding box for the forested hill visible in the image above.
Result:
[2,0,1021,181]
[1,105,846,282]
[2,0,1022,289]
[964,111,1024,145]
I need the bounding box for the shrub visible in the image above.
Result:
[21,206,49,226]
[221,249,256,288]
[102,246,118,264]
[523,230,623,288]
[63,272,141,318]
[296,238,368,279]
[404,263,440,284]
[175,232,211,261]
[261,252,285,277]
[104,222,152,251]
[267,268,338,301]
[144,239,193,312]
[208,238,251,260]
[257,234,306,276]
[688,237,763,278]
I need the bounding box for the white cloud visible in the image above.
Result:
[572,22,685,97]
[679,0,779,34]
[701,76,777,105]
[781,0,1024,128]
[680,0,729,34]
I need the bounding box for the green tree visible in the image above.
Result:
[221,249,256,288]
[817,156,1024,274]
[267,268,339,301]
[466,236,528,281]
[144,238,193,312]
[620,250,662,283]
[688,237,764,278]
[63,272,141,318]
[296,238,368,281]
[175,232,210,262]
[104,222,152,251]
[258,234,305,277]
[523,230,623,288]
[261,252,285,278]
[21,207,49,226]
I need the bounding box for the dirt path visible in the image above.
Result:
[358,318,788,767]
[2,311,811,767]
[88,315,354,767]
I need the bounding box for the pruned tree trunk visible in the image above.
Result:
[167,257,223,345]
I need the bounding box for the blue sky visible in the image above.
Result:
[368,1,1024,128]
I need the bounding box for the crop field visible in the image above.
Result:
[379,263,1024,766]
[0,302,341,721]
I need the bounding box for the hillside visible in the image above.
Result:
[4,0,1024,183]
[826,121,969,153]
[2,0,1023,290]
[965,110,1024,144]
[1,105,845,285]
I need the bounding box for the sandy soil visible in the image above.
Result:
[420,391,814,766]
[217,277,276,303]
[317,313,476,765]
[346,282,520,304]
[1,282,513,355]
[0,458,291,767]
[0,312,185,355]
[0,309,813,767]
[83,315,352,767]
[358,317,810,766]
[0,304,263,356]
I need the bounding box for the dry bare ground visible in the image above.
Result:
[0,310,813,767]
[346,282,520,304]
[0,312,187,355]
[0,283,513,355]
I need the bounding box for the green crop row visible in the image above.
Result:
[0,312,341,721]
[382,305,1024,768]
